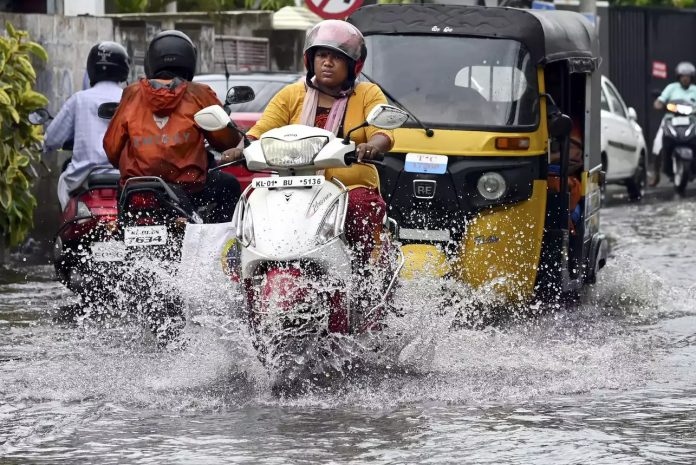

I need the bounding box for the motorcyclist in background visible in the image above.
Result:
[651,61,696,186]
[44,41,130,211]
[103,30,242,223]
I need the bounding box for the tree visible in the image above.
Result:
[0,22,49,248]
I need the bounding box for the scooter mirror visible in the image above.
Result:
[366,104,409,130]
[226,86,255,106]
[195,105,231,132]
[28,108,51,125]
[98,102,119,120]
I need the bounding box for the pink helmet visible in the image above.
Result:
[303,20,367,86]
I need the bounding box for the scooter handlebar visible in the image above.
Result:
[344,151,385,166]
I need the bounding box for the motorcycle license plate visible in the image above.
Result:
[405,153,448,174]
[124,225,168,246]
[671,116,691,127]
[252,176,324,189]
[91,241,127,262]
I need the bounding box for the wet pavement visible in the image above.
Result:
[1,186,695,464]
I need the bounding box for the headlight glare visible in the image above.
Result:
[261,136,328,167]
[477,172,507,200]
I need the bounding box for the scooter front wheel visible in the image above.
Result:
[673,157,689,196]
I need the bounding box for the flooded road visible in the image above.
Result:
[1,190,696,464]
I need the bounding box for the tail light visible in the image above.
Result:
[77,188,118,217]
[127,192,160,210]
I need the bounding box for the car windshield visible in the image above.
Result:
[362,35,539,130]
[200,78,293,113]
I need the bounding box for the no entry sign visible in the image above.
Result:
[305,0,364,20]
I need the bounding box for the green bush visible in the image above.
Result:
[0,21,48,247]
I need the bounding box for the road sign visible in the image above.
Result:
[304,0,364,20]
[653,61,668,79]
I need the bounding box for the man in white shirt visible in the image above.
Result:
[650,61,696,186]
[44,41,130,210]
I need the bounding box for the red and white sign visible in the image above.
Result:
[305,0,364,20]
[652,61,668,79]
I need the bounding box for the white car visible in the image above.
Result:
[601,75,648,200]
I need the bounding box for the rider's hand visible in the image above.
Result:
[221,147,244,163]
[356,143,381,161]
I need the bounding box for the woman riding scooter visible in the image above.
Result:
[222,20,394,266]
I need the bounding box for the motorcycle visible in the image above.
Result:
[89,88,256,343]
[662,100,696,195]
[29,108,121,302]
[194,103,410,382]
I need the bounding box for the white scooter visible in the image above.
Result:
[194,103,409,375]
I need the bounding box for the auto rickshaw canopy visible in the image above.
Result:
[348,4,599,72]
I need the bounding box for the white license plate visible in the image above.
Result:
[399,228,451,242]
[124,225,168,246]
[252,176,324,189]
[671,116,691,126]
[405,153,448,174]
[91,241,127,262]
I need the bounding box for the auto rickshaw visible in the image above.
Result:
[348,4,608,303]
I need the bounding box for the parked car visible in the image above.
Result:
[193,72,302,130]
[601,75,648,200]
[193,72,302,189]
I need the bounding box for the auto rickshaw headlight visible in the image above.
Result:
[477,172,507,200]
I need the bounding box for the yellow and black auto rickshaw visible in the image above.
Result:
[348,4,607,303]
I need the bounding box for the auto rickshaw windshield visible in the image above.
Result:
[362,35,539,130]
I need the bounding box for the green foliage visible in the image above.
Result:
[0,22,48,247]
[115,0,149,12]
[610,0,695,6]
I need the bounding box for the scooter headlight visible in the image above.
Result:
[261,136,329,167]
[477,172,507,200]
[315,200,345,245]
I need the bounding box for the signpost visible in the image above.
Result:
[304,0,364,20]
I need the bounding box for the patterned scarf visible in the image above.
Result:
[299,78,351,135]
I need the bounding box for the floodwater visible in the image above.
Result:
[1,189,695,464]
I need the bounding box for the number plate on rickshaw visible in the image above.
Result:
[252,176,324,189]
[91,241,127,262]
[124,225,168,246]
[671,116,691,126]
[405,153,448,174]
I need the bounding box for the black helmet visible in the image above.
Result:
[145,30,197,81]
[86,41,130,86]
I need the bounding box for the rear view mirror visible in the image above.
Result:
[548,112,572,138]
[226,86,255,105]
[627,107,638,121]
[195,105,231,131]
[366,104,409,129]
[98,102,119,120]
[28,108,51,125]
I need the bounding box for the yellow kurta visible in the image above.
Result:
[247,81,394,189]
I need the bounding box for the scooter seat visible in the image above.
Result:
[86,173,120,188]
